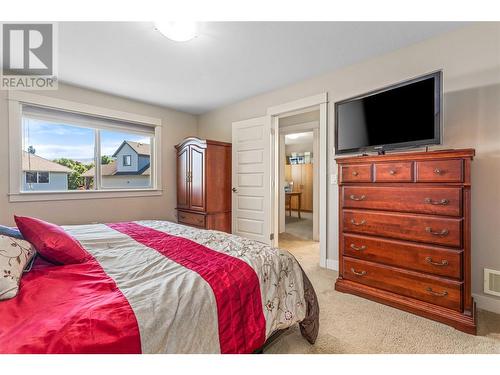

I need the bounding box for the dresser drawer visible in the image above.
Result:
[374,162,413,182]
[343,233,462,278]
[340,164,372,183]
[178,211,206,228]
[343,186,462,217]
[343,257,462,311]
[343,209,462,247]
[417,159,463,182]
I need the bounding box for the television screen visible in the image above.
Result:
[335,72,441,155]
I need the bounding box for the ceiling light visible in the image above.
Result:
[154,21,198,42]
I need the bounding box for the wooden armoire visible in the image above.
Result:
[175,137,232,233]
[285,163,314,211]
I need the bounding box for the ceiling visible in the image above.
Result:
[58,22,467,115]
[285,132,314,145]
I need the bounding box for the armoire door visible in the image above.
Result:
[288,164,313,211]
[177,146,190,209]
[189,145,206,211]
[284,164,292,181]
[290,164,302,210]
[301,164,314,211]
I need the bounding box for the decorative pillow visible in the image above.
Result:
[0,225,24,240]
[14,216,91,265]
[0,235,36,300]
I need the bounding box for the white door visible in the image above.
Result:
[232,116,271,244]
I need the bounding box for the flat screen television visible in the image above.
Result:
[335,71,442,155]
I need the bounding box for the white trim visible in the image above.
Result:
[326,259,339,271]
[279,134,286,234]
[312,128,319,242]
[8,91,161,126]
[279,120,319,135]
[267,93,327,116]
[473,293,500,314]
[8,189,163,202]
[8,91,163,202]
[269,93,328,269]
[275,106,320,119]
[318,101,327,268]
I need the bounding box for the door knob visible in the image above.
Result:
[232,187,238,193]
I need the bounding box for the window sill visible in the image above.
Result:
[8,189,163,202]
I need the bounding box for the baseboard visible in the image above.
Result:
[473,293,500,314]
[326,259,338,271]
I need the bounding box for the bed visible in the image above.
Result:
[0,220,319,354]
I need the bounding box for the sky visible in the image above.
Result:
[23,119,151,162]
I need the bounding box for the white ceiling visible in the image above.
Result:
[285,132,314,145]
[58,22,467,115]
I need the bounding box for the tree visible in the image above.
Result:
[27,145,36,154]
[53,158,94,190]
[101,155,113,165]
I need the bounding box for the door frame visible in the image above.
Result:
[267,93,328,268]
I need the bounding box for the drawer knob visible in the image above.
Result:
[352,171,359,176]
[351,268,366,276]
[424,198,449,206]
[425,257,449,266]
[349,194,366,201]
[350,219,366,226]
[350,244,366,251]
[425,227,449,237]
[426,287,448,297]
[389,169,396,175]
[433,168,443,175]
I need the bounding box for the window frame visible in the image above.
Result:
[123,154,132,167]
[8,91,163,202]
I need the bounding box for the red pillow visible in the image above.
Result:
[14,216,91,265]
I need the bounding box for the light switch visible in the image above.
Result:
[331,174,338,184]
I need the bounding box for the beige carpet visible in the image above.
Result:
[265,234,500,354]
[284,212,313,241]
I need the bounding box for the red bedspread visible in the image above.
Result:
[0,258,141,353]
[0,222,266,353]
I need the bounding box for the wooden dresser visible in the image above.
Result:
[335,149,476,334]
[175,137,232,233]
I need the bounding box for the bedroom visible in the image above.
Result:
[1,1,500,372]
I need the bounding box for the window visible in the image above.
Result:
[20,104,156,193]
[25,171,50,186]
[38,172,50,183]
[25,171,37,184]
[100,130,152,189]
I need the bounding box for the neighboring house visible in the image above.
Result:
[22,152,72,191]
[82,141,151,188]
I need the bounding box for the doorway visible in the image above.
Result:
[268,93,328,268]
[279,111,320,246]
[230,94,327,267]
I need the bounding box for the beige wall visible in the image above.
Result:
[0,83,198,226]
[197,23,500,301]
